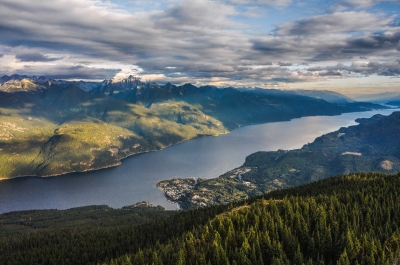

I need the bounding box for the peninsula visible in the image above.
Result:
[158,111,400,209]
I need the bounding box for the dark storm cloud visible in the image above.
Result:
[16,52,61,62]
[251,11,400,75]
[346,31,400,52]
[273,11,387,36]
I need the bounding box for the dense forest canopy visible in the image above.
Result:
[1,172,399,264]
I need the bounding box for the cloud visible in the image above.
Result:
[273,11,391,36]
[17,65,121,80]
[0,53,120,80]
[332,0,400,11]
[154,0,237,28]
[16,52,61,62]
[0,0,399,87]
[307,60,400,77]
[0,0,247,73]
[278,62,292,66]
[252,11,400,63]
[332,0,376,10]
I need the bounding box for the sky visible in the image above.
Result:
[0,0,399,95]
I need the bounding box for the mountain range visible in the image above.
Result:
[387,99,400,107]
[0,74,384,179]
[349,91,400,104]
[0,74,100,92]
[236,87,355,104]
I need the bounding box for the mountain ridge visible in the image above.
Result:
[0,74,387,179]
[1,74,359,104]
[0,74,101,92]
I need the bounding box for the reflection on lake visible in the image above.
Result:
[0,109,397,213]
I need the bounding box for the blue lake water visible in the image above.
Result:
[0,109,397,213]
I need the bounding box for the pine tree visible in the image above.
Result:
[337,249,350,265]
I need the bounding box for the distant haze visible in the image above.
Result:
[0,0,399,94]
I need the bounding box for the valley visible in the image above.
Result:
[0,74,383,180]
[0,108,396,213]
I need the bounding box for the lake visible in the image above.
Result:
[0,109,397,213]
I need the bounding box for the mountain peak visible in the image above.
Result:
[164,82,175,88]
[181,83,197,90]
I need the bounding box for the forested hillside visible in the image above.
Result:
[0,172,399,264]
[0,202,173,238]
[159,111,400,209]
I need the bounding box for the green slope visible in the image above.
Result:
[0,84,227,179]
[1,172,399,264]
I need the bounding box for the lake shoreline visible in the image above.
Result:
[158,110,400,210]
[1,108,397,214]
[0,108,388,181]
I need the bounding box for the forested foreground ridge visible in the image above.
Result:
[0,202,173,238]
[159,111,400,209]
[1,172,400,264]
[0,74,383,179]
